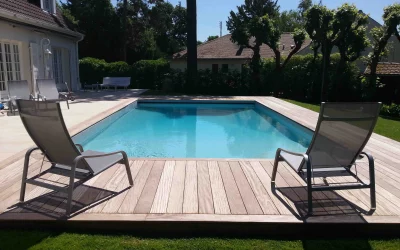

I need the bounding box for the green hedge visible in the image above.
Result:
[79,57,169,89]
[168,53,363,102]
[80,54,363,103]
[381,104,400,118]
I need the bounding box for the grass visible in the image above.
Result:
[1,230,400,250]
[283,99,400,142]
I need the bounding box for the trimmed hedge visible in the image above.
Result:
[381,104,400,118]
[79,57,169,89]
[80,54,363,103]
[168,53,363,102]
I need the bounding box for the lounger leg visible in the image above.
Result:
[65,166,77,216]
[272,149,282,182]
[362,152,376,210]
[306,159,313,215]
[121,152,133,185]
[20,147,39,202]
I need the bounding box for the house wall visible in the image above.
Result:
[170,59,247,73]
[0,20,80,96]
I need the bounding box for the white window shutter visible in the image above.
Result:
[29,43,39,95]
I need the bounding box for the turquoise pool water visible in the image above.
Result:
[73,102,313,158]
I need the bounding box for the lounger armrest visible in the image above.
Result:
[272,148,311,182]
[276,148,307,158]
[75,144,84,152]
[360,152,375,173]
[73,151,128,169]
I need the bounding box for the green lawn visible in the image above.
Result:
[0,230,400,250]
[283,99,400,142]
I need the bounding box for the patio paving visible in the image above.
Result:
[1,94,400,234]
[0,90,146,163]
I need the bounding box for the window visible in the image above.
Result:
[52,48,64,85]
[41,0,55,14]
[222,64,229,72]
[212,64,219,73]
[0,42,22,91]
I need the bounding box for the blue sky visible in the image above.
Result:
[111,0,393,41]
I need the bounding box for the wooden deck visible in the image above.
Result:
[1,97,400,234]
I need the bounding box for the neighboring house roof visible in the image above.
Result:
[173,33,312,60]
[0,0,81,37]
[365,62,400,76]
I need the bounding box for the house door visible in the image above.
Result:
[0,42,22,99]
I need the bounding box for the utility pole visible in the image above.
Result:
[187,0,198,91]
[220,21,222,37]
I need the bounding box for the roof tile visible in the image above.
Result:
[173,33,312,60]
[364,62,400,76]
[0,0,74,31]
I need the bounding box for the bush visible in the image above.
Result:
[80,54,364,101]
[79,57,169,89]
[381,104,400,118]
[132,59,169,89]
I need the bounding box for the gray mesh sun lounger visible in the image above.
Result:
[272,102,381,215]
[17,100,133,216]
[7,80,34,114]
[36,79,71,109]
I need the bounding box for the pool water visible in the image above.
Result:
[73,102,313,158]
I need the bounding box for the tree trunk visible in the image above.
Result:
[121,0,128,62]
[250,45,261,94]
[273,49,281,97]
[320,40,332,102]
[186,0,198,92]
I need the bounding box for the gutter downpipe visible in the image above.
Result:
[75,34,84,91]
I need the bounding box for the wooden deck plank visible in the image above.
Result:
[102,160,143,213]
[150,161,175,213]
[208,161,230,214]
[197,161,214,214]
[133,161,165,214]
[118,161,154,214]
[167,161,186,214]
[239,161,279,215]
[229,161,262,215]
[276,162,329,216]
[87,164,128,213]
[183,161,198,213]
[218,161,247,215]
[250,161,292,215]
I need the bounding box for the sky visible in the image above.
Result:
[110,0,394,41]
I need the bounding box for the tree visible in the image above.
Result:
[368,4,400,96]
[187,0,198,90]
[278,0,312,32]
[62,0,121,61]
[197,41,203,45]
[207,35,219,42]
[227,0,280,92]
[305,4,369,101]
[150,2,188,55]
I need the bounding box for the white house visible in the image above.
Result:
[0,0,83,99]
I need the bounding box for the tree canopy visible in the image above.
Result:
[304,3,369,101]
[207,35,219,42]
[61,0,187,63]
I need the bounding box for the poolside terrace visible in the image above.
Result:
[1,91,400,235]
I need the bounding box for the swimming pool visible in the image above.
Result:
[73,101,313,158]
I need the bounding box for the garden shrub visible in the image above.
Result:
[132,59,169,89]
[80,54,364,102]
[79,57,169,89]
[381,104,400,118]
